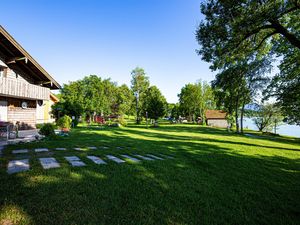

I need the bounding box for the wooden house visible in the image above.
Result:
[205,110,228,128]
[0,26,60,129]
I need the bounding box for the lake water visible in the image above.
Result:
[243,118,300,138]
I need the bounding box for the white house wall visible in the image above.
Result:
[207,119,228,128]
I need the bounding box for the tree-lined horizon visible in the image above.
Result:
[52,69,218,126]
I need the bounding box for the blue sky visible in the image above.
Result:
[0,0,214,103]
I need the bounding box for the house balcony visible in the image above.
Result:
[0,77,50,100]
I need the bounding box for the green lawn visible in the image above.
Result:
[0,124,300,225]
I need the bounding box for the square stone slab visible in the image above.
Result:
[69,161,86,167]
[158,154,174,159]
[7,159,30,174]
[74,147,84,151]
[100,146,109,149]
[55,148,66,151]
[106,155,125,163]
[146,154,164,160]
[64,156,86,167]
[120,154,140,162]
[39,157,60,169]
[12,149,28,154]
[134,154,154,161]
[88,147,97,150]
[87,156,107,164]
[35,148,49,153]
[65,156,80,161]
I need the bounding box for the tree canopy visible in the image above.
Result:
[196,0,300,125]
[196,0,300,69]
[142,86,167,122]
[130,67,150,124]
[53,75,134,121]
[178,81,215,123]
[212,58,271,132]
[252,103,283,132]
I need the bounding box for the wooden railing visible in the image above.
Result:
[0,77,50,100]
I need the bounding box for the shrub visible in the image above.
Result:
[39,123,55,137]
[57,115,72,129]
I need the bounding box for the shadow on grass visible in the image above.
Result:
[118,126,300,152]
[0,126,299,225]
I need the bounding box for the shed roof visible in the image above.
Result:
[205,110,227,119]
[0,25,60,89]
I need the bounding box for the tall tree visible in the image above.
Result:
[130,67,150,124]
[178,82,215,123]
[58,81,85,119]
[178,84,201,122]
[212,58,271,133]
[212,65,247,132]
[54,75,120,122]
[196,0,300,124]
[252,103,284,133]
[196,80,216,124]
[171,103,181,120]
[196,0,300,69]
[80,76,117,119]
[115,84,135,116]
[142,86,167,125]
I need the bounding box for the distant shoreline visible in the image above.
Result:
[243,118,300,138]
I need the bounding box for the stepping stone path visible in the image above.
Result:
[7,159,30,174]
[6,144,175,173]
[35,148,49,153]
[12,149,28,154]
[134,154,154,161]
[87,156,106,164]
[39,157,60,169]
[106,155,125,163]
[146,154,164,160]
[120,154,140,162]
[55,148,66,151]
[65,156,86,167]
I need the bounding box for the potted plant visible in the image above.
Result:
[57,115,72,132]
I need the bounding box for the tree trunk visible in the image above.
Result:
[136,94,140,124]
[201,108,206,125]
[235,112,239,133]
[235,98,239,133]
[240,102,245,134]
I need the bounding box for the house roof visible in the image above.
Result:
[0,25,60,89]
[205,110,227,119]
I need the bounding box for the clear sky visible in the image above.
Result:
[0,0,215,103]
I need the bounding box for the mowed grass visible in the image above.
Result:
[0,124,300,225]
